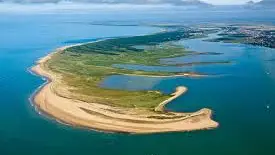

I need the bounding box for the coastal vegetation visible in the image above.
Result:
[45,28,210,109]
[32,27,219,133]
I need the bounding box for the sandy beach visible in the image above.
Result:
[31,45,219,134]
[154,86,188,112]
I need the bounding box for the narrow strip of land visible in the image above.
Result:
[155,86,187,112]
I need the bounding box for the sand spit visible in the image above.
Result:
[155,86,187,112]
[31,45,218,134]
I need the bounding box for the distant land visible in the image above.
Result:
[256,0,275,5]
[206,24,275,48]
[2,0,275,8]
[0,0,211,6]
[2,0,275,11]
[246,0,275,8]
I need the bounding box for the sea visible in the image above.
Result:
[0,8,275,155]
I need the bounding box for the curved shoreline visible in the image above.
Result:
[155,86,188,112]
[31,44,218,134]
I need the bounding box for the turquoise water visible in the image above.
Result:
[1,11,275,155]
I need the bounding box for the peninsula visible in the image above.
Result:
[32,28,219,134]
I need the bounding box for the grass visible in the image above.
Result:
[44,28,208,110]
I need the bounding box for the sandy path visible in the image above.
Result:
[31,46,219,134]
[155,86,187,112]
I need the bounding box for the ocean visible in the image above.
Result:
[0,9,275,155]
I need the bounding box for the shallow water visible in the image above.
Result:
[108,33,275,76]
[1,11,275,155]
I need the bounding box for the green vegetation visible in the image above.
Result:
[45,29,208,110]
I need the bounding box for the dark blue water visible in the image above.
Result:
[1,10,275,155]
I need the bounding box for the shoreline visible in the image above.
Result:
[30,43,219,134]
[154,86,188,112]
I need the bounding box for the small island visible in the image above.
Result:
[32,27,219,134]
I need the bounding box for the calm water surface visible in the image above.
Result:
[1,11,275,155]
